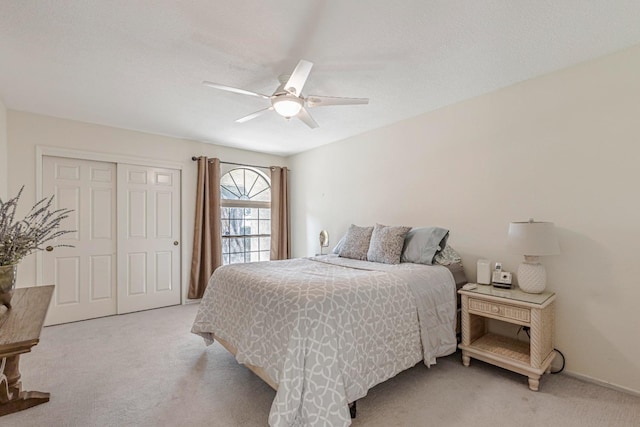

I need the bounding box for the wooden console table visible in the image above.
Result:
[0,285,54,416]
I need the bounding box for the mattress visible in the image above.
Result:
[192,255,457,427]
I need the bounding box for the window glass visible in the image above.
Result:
[220,167,271,265]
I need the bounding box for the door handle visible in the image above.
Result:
[173,241,179,246]
[46,246,54,252]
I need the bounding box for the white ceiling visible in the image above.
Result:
[2,1,640,156]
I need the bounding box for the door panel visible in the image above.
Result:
[155,192,172,237]
[155,252,172,291]
[128,190,147,238]
[117,164,181,313]
[91,188,113,239]
[90,255,113,300]
[127,252,147,295]
[43,156,117,325]
[57,186,80,240]
[56,164,80,180]
[55,257,80,305]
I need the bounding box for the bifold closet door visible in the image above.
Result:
[117,164,181,314]
[42,156,117,325]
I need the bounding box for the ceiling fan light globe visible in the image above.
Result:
[272,96,303,118]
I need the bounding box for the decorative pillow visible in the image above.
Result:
[434,245,462,266]
[401,227,450,265]
[332,235,347,254]
[367,223,412,264]
[338,224,374,260]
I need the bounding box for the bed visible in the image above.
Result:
[192,249,466,427]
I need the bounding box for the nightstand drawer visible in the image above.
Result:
[469,298,531,323]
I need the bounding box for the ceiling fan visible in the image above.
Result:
[203,60,369,129]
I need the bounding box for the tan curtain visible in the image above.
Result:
[189,157,222,299]
[270,166,291,260]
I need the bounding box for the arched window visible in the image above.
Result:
[220,167,271,265]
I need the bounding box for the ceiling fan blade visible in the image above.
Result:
[235,107,273,123]
[297,107,318,129]
[307,95,369,107]
[203,81,269,99]
[284,60,313,96]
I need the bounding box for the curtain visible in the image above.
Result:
[270,166,291,260]
[188,157,222,299]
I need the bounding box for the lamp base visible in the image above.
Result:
[517,257,547,294]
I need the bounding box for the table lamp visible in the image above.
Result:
[507,219,560,293]
[319,230,329,255]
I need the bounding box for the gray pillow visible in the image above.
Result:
[367,223,412,264]
[401,227,450,265]
[338,224,374,260]
[332,235,346,254]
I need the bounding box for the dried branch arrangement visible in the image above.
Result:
[0,186,75,266]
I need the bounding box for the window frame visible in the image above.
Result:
[219,166,271,265]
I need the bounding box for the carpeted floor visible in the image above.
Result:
[4,304,639,426]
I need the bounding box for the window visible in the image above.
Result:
[220,167,271,265]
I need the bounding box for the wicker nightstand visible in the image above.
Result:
[458,285,556,391]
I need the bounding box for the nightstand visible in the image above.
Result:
[458,285,556,391]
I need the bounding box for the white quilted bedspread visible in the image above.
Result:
[191,255,456,427]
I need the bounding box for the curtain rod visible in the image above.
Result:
[191,156,278,170]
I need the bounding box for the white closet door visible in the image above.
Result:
[117,164,181,313]
[42,156,117,325]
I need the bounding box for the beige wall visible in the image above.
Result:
[0,97,7,199]
[289,45,640,393]
[7,111,287,302]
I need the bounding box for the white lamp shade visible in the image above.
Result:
[272,96,303,117]
[507,221,560,256]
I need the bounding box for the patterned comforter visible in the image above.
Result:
[191,255,457,427]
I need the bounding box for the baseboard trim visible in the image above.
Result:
[563,370,640,397]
